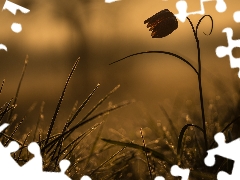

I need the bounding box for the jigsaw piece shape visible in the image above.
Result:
[154,165,190,180]
[20,142,43,175]
[0,123,9,132]
[2,0,30,15]
[2,0,30,33]
[20,142,71,180]
[215,28,240,78]
[0,124,22,179]
[80,175,92,180]
[154,176,165,180]
[105,0,120,3]
[170,165,190,180]
[215,0,227,12]
[39,159,71,180]
[0,141,20,171]
[175,0,227,22]
[233,10,240,23]
[204,132,240,179]
[0,123,92,180]
[0,124,18,168]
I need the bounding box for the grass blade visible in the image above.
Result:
[49,100,78,159]
[42,100,133,152]
[159,105,178,143]
[4,102,37,146]
[52,83,100,161]
[83,121,104,170]
[0,99,15,123]
[44,57,80,148]
[89,145,128,176]
[66,83,100,129]
[61,122,103,160]
[101,138,174,165]
[63,100,133,141]
[109,51,198,74]
[72,84,120,130]
[209,115,240,149]
[33,101,45,141]
[0,79,5,95]
[63,123,103,160]
[7,55,28,122]
[140,128,153,180]
[17,131,31,162]
[177,124,204,164]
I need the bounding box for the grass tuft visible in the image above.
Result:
[0,56,133,179]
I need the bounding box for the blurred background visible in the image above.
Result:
[0,0,240,135]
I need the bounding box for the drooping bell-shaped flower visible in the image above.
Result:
[144,9,178,38]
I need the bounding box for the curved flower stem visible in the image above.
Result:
[186,15,213,151]
[109,15,213,153]
[109,50,198,75]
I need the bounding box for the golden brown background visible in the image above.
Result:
[0,0,240,133]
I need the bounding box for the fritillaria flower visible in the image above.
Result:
[144,9,178,38]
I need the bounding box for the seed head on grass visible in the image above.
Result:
[0,79,5,95]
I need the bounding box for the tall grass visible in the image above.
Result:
[102,14,240,179]
[1,13,240,180]
[0,56,133,179]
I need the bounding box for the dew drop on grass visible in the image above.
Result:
[166,131,170,136]
[127,173,132,177]
[216,95,221,101]
[186,114,191,122]
[186,136,191,142]
[208,104,213,110]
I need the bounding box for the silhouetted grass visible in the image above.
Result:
[102,14,240,179]
[1,13,240,180]
[0,56,133,179]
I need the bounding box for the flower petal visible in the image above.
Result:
[144,9,178,38]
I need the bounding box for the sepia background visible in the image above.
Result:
[0,0,240,135]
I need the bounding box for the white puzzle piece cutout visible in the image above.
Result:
[215,11,240,78]
[2,0,30,15]
[2,0,30,33]
[205,132,240,180]
[154,176,165,180]
[0,123,92,180]
[154,165,190,180]
[233,11,240,23]
[105,0,120,3]
[1,1,30,51]
[175,0,227,22]
[170,165,190,180]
